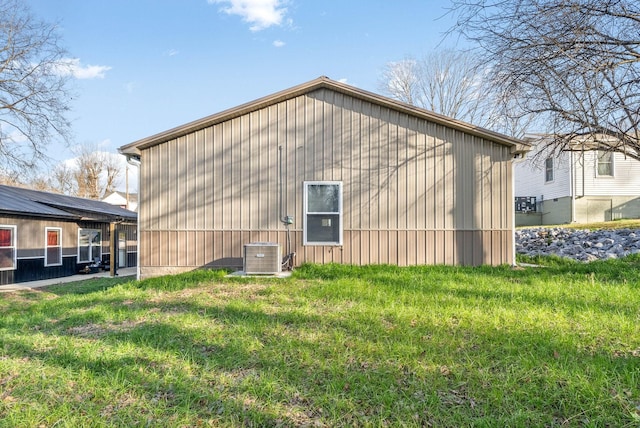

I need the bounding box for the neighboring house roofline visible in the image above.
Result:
[524,132,636,154]
[119,76,530,157]
[103,190,138,198]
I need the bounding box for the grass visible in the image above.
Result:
[0,261,639,427]
[519,219,640,231]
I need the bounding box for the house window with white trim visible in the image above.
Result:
[545,157,554,182]
[0,225,17,271]
[597,150,613,176]
[78,229,101,263]
[45,227,62,267]
[303,181,343,245]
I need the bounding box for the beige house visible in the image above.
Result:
[120,77,529,279]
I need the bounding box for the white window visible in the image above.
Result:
[597,151,613,176]
[0,225,17,271]
[545,157,554,182]
[304,181,343,245]
[45,227,62,267]
[78,229,101,263]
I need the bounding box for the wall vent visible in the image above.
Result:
[243,242,281,274]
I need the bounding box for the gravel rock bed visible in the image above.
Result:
[516,227,640,262]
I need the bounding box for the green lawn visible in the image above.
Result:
[0,259,639,427]
[518,219,640,231]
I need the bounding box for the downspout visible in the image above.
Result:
[126,155,141,280]
[109,221,118,277]
[570,151,575,223]
[125,165,130,211]
[511,162,516,266]
[511,150,528,266]
[581,145,585,198]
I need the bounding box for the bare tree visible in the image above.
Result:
[379,57,419,106]
[71,146,122,199]
[378,49,530,137]
[29,176,53,192]
[449,0,640,159]
[19,148,123,198]
[0,0,72,175]
[102,154,121,196]
[0,171,22,186]
[49,163,75,195]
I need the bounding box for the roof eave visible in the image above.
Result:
[0,209,80,220]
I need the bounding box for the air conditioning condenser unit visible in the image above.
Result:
[243,242,281,274]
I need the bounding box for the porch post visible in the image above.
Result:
[110,222,116,277]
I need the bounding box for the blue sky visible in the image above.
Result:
[27,0,456,176]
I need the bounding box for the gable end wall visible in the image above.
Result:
[138,89,514,277]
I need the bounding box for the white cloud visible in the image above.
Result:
[273,39,285,47]
[124,82,137,94]
[54,58,112,79]
[61,157,76,169]
[166,49,180,57]
[338,78,348,84]
[96,139,112,149]
[7,129,28,144]
[208,0,288,31]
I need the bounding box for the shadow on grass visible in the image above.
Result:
[1,263,638,425]
[294,260,640,318]
[40,276,135,296]
[516,254,640,284]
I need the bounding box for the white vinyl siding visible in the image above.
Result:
[517,141,640,206]
[514,142,572,201]
[576,151,640,196]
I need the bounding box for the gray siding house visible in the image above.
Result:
[0,185,137,285]
[120,77,529,279]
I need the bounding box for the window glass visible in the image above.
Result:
[0,229,11,247]
[78,229,101,263]
[306,214,341,243]
[0,226,16,270]
[307,184,340,212]
[304,182,342,245]
[45,228,62,266]
[545,157,554,182]
[597,151,613,176]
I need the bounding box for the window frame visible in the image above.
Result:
[596,150,614,177]
[303,181,343,246]
[77,228,102,263]
[544,157,554,182]
[45,227,63,267]
[0,225,17,271]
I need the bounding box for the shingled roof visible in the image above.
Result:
[0,185,137,222]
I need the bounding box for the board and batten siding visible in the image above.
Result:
[0,216,138,285]
[138,88,513,277]
[0,216,78,260]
